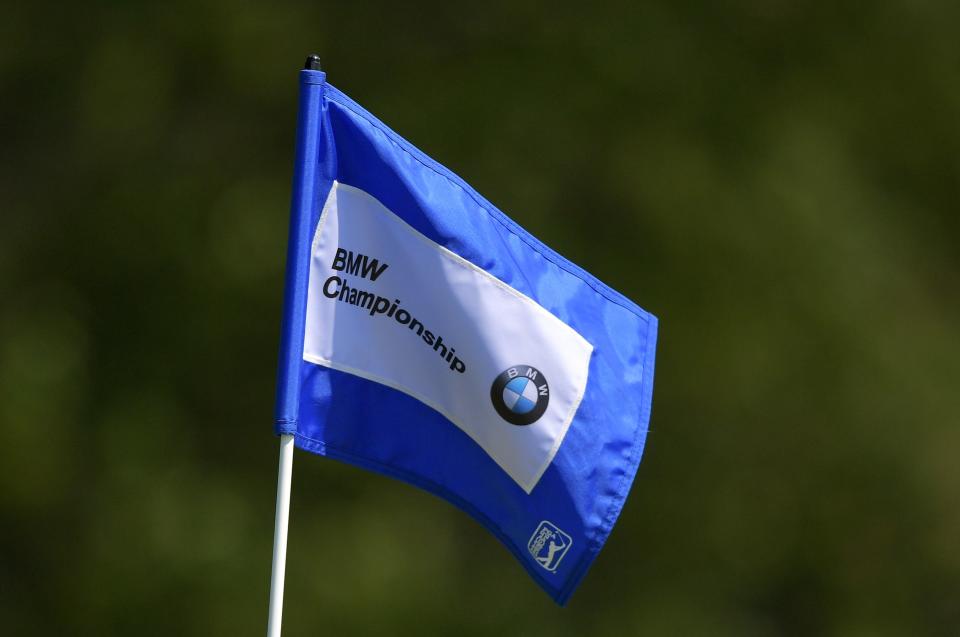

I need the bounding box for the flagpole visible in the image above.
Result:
[267,54,325,637]
[267,434,295,637]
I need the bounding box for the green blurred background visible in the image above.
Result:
[2,2,959,635]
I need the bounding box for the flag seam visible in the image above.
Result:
[593,315,659,550]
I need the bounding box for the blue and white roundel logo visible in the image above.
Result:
[490,365,550,426]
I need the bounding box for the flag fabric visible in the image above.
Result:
[275,67,658,605]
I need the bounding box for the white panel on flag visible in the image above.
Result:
[303,182,593,493]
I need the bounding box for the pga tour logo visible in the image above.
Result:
[490,365,549,426]
[528,521,572,572]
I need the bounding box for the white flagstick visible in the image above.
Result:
[267,434,295,637]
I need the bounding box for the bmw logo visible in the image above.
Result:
[490,365,549,426]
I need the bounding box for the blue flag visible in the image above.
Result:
[275,66,658,605]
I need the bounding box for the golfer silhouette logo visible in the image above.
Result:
[527,521,573,572]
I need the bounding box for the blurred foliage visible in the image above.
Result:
[2,1,959,635]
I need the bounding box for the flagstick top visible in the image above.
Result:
[304,54,322,71]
